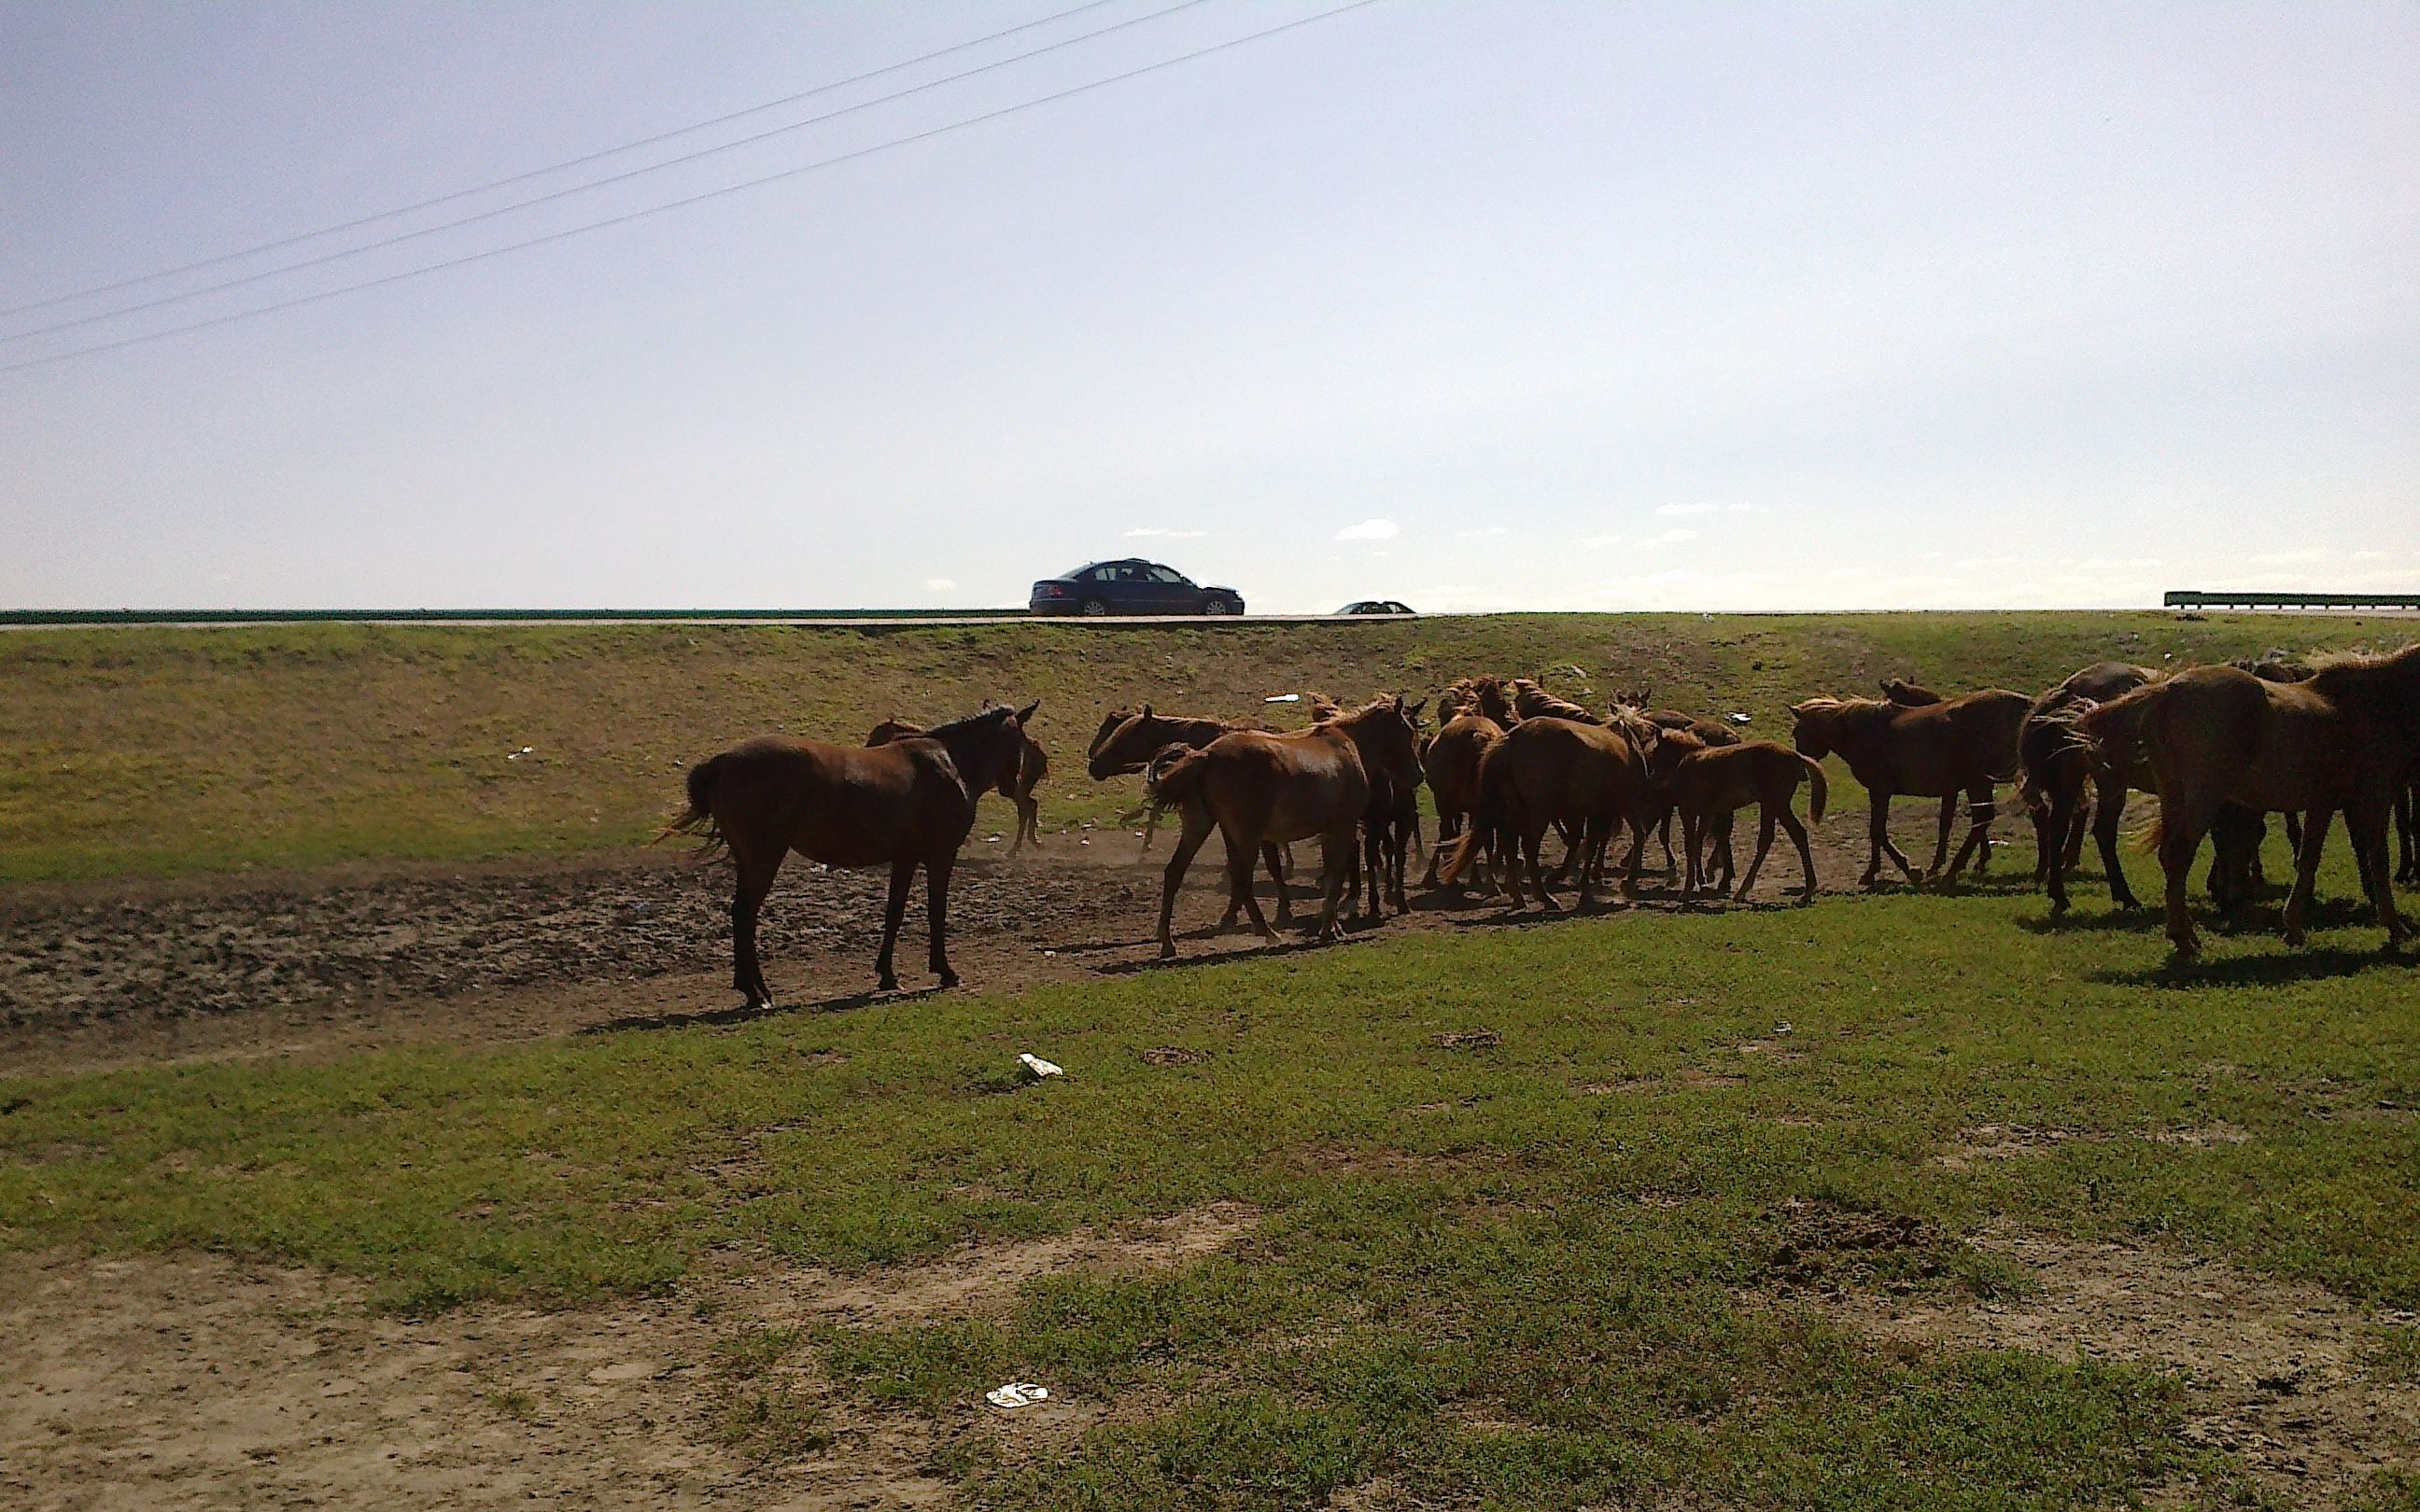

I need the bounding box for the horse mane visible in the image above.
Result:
[922,705,1019,741]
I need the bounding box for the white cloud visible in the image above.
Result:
[1334,518,1399,541]
[923,578,956,592]
[1452,525,1510,539]
[1639,527,1698,547]
[1126,527,1206,539]
[1578,534,1624,550]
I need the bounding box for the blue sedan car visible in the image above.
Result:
[1030,559,1245,617]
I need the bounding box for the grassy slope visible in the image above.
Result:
[4,882,2416,1506]
[0,611,2403,881]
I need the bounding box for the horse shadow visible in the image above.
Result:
[581,983,945,1035]
[1091,929,1375,976]
[2089,943,2408,989]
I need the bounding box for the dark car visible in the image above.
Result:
[1030,559,1245,617]
[1335,599,1415,616]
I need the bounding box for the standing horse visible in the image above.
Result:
[868,702,1048,853]
[1420,708,1504,888]
[1436,714,1656,910]
[670,703,1033,1005]
[1088,706,1267,849]
[1638,707,1740,875]
[1144,700,1417,957]
[1790,690,2029,888]
[1667,740,1828,903]
[2077,644,2420,957]
[2018,663,2161,912]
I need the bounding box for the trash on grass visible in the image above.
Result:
[1726,712,1752,724]
[1019,1053,1064,1079]
[985,1381,1051,1410]
[1264,693,1301,703]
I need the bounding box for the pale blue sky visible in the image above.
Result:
[4,1,2415,611]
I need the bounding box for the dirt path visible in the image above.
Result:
[0,809,2028,1080]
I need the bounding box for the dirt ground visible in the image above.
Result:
[0,1204,1260,1512]
[0,806,1967,1080]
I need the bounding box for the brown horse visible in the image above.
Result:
[1145,699,1418,956]
[2017,663,2161,912]
[868,704,1048,853]
[670,703,1033,1005]
[1510,679,1601,724]
[1881,678,1943,707]
[1790,690,2028,887]
[1088,706,1267,848]
[1342,695,1428,917]
[1437,714,1656,910]
[1637,707,1740,874]
[1667,740,1828,903]
[2078,644,2420,956]
[1420,709,1504,888]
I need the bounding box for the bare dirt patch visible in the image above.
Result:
[0,1204,1259,1512]
[0,803,1937,1081]
[1814,1232,2420,1503]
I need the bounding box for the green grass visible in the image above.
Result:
[1,610,2402,880]
[6,853,2416,1505]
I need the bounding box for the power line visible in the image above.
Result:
[0,0,1387,377]
[3,0,1218,345]
[0,0,1130,323]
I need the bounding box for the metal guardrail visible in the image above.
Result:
[2163,590,2420,610]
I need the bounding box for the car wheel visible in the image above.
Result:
[1079,597,1110,617]
[1202,596,1237,615]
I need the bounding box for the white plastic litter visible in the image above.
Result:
[1019,1053,1063,1079]
[985,1382,1050,1410]
[1265,693,1301,703]
[1775,1022,1794,1036]
[1726,712,1752,724]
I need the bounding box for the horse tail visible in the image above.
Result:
[1796,753,1828,826]
[1144,744,1208,815]
[2140,810,2164,855]
[657,753,727,851]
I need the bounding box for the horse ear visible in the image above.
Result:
[1141,703,1153,717]
[1407,697,1428,720]
[1016,699,1041,723]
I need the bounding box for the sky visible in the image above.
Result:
[3,0,2415,613]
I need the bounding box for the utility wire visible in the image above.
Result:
[0,0,1129,322]
[0,0,1386,377]
[3,0,1217,344]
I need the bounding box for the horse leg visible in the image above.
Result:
[1736,807,1779,901]
[2061,791,2089,871]
[2095,775,2137,910]
[2159,796,2222,958]
[1227,829,1282,944]
[1926,794,1957,879]
[1520,824,1555,912]
[2284,808,2333,948]
[2351,804,2408,946]
[727,843,782,1009]
[924,855,959,987]
[2042,777,2082,913]
[1780,805,1818,903]
[2397,774,2418,886]
[1158,809,1217,958]
[1658,809,1678,878]
[875,858,914,992]
[1943,787,1995,880]
[1311,824,1356,942]
[1011,791,1039,855]
[1425,809,1455,888]
[1864,791,1900,888]
[1267,842,1294,925]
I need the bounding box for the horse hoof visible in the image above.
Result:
[936,972,960,989]
[877,975,899,993]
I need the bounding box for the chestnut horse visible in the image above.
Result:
[1420,709,1504,888]
[1144,699,1418,956]
[1436,713,1657,910]
[2017,663,2161,912]
[1639,707,1740,874]
[671,703,1032,1005]
[2077,644,2420,957]
[1667,740,1828,903]
[868,702,1048,853]
[1790,690,2028,887]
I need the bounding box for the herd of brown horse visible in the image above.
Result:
[669,645,2420,1005]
